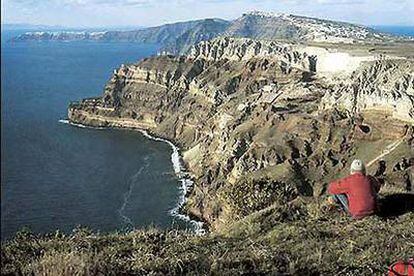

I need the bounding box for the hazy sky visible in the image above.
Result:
[2,0,414,28]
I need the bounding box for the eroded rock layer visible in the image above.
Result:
[320,59,414,122]
[69,37,414,229]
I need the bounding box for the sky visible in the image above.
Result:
[2,0,414,28]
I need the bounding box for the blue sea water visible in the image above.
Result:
[371,25,414,37]
[1,26,412,240]
[1,30,191,240]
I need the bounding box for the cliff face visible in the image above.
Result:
[69,37,414,229]
[189,37,316,72]
[163,19,230,55]
[320,60,414,122]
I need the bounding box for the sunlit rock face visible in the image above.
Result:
[69,35,414,229]
[319,60,414,123]
[189,37,316,72]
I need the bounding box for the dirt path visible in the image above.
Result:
[366,139,404,167]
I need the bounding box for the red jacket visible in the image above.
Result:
[328,172,380,219]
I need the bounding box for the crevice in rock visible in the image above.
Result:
[404,171,412,191]
[327,150,339,167]
[374,160,387,177]
[289,159,313,196]
[358,124,371,134]
[393,158,410,172]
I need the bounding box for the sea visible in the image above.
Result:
[1,26,413,240]
[371,25,414,37]
[1,30,198,240]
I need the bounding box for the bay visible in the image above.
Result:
[1,31,191,240]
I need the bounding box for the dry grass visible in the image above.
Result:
[2,193,413,275]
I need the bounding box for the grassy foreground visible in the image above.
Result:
[2,197,413,275]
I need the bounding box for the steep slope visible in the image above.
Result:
[3,211,414,275]
[68,37,414,229]
[11,19,229,47]
[224,12,304,41]
[163,19,231,55]
[188,37,316,72]
[320,59,414,122]
[226,11,396,43]
[12,11,412,55]
[3,31,414,276]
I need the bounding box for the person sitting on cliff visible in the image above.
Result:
[328,159,381,219]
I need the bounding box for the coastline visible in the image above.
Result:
[58,119,206,235]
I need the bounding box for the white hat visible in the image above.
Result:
[350,159,365,174]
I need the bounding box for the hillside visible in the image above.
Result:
[3,15,414,275]
[11,11,412,55]
[2,210,413,274]
[226,11,401,43]
[10,18,229,53]
[65,37,413,228]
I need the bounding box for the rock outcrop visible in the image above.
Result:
[69,37,414,229]
[319,59,414,122]
[189,37,316,72]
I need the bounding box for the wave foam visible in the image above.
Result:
[138,129,205,235]
[118,157,150,229]
[59,119,205,235]
[59,119,106,129]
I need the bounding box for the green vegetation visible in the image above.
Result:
[4,17,414,274]
[2,200,413,275]
[223,177,297,218]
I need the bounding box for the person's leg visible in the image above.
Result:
[332,194,349,213]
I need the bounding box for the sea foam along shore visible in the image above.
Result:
[58,119,205,235]
[138,129,205,235]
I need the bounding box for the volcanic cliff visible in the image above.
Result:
[3,14,414,275]
[68,37,413,229]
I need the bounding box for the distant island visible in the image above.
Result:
[3,11,414,275]
[11,11,413,55]
[2,23,145,31]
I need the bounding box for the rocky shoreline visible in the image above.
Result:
[3,13,414,274]
[68,37,413,231]
[137,129,206,234]
[59,118,206,234]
